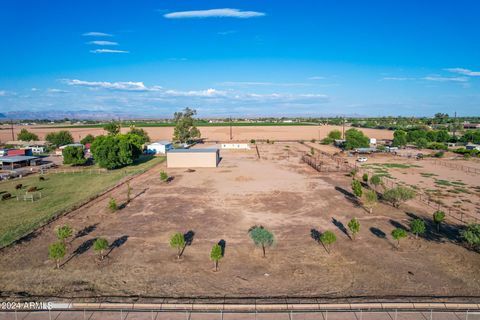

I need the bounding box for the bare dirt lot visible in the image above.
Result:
[0,124,393,142]
[0,143,479,300]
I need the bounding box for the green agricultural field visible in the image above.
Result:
[0,156,165,247]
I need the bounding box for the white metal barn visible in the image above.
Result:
[167,148,220,168]
[146,141,173,154]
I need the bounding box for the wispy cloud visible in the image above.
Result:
[444,68,480,77]
[218,81,310,87]
[217,30,237,35]
[164,88,227,97]
[47,88,69,93]
[88,41,118,46]
[308,76,325,80]
[0,90,6,96]
[90,49,129,54]
[63,79,161,91]
[164,8,265,19]
[82,32,113,37]
[382,77,414,81]
[422,76,468,82]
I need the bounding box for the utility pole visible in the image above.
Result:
[10,120,14,141]
[229,116,233,140]
[342,116,346,140]
[453,111,457,138]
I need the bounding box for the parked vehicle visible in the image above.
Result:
[356,157,368,162]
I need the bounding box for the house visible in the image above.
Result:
[463,123,480,129]
[0,148,33,157]
[221,143,250,150]
[369,138,377,146]
[56,143,84,156]
[465,143,480,151]
[353,147,377,154]
[0,156,40,170]
[167,148,220,168]
[146,141,173,154]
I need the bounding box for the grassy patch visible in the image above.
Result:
[434,179,453,187]
[0,156,165,247]
[420,172,437,178]
[378,163,422,169]
[451,181,466,186]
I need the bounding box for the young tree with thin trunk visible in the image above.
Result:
[49,242,66,269]
[126,182,132,203]
[108,197,117,212]
[248,226,275,258]
[351,180,363,198]
[369,175,382,190]
[348,218,360,240]
[56,225,73,245]
[210,244,223,272]
[410,219,426,239]
[170,232,186,259]
[363,190,378,214]
[320,231,337,253]
[93,238,109,260]
[433,211,445,233]
[382,187,416,208]
[391,228,407,248]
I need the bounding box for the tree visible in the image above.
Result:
[108,197,117,212]
[382,187,416,208]
[103,122,121,135]
[80,134,95,145]
[170,232,186,259]
[160,171,169,182]
[62,146,86,165]
[320,231,337,253]
[410,219,426,239]
[93,238,109,260]
[363,190,378,214]
[56,225,73,245]
[433,210,445,232]
[90,134,142,169]
[126,182,132,203]
[45,130,74,147]
[328,130,342,140]
[248,226,275,258]
[393,130,408,147]
[415,137,428,149]
[370,175,382,188]
[351,180,363,198]
[344,128,369,150]
[129,126,150,144]
[17,128,38,141]
[210,243,223,272]
[49,242,66,269]
[362,173,368,183]
[391,228,407,248]
[348,218,360,240]
[461,224,480,250]
[173,108,201,144]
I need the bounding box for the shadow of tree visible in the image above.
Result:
[75,224,98,240]
[332,217,351,239]
[405,212,464,245]
[334,186,360,207]
[370,227,386,239]
[218,239,226,257]
[106,235,129,257]
[389,219,408,231]
[184,230,195,246]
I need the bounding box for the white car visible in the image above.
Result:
[356,157,368,162]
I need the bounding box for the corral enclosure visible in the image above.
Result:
[0,142,479,300]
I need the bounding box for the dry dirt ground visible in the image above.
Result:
[0,124,393,142]
[309,144,480,222]
[0,143,479,300]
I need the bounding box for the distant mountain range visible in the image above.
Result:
[0,113,5,118]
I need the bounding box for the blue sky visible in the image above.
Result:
[1,0,479,118]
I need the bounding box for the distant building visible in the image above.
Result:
[146,141,173,154]
[221,143,250,150]
[56,144,84,156]
[465,143,480,151]
[167,148,220,168]
[463,123,480,129]
[0,156,40,170]
[369,138,377,146]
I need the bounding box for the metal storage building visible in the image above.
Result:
[167,148,220,168]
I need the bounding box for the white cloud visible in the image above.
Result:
[164,88,227,97]
[218,81,309,87]
[164,8,265,19]
[82,32,113,37]
[444,68,480,77]
[88,41,118,46]
[382,77,413,81]
[90,49,129,54]
[0,90,6,96]
[217,30,237,35]
[63,79,161,91]
[308,76,325,80]
[47,88,69,93]
[422,76,468,82]
[31,88,39,91]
